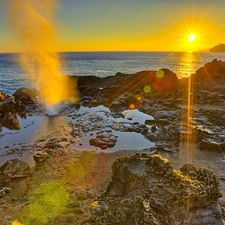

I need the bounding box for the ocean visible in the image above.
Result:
[1,51,225,94]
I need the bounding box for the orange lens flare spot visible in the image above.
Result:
[136,94,144,102]
[129,104,135,109]
[156,70,164,79]
[137,96,142,101]
[143,85,151,93]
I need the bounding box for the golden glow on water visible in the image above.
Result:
[178,52,199,77]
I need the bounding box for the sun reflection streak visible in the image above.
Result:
[187,75,192,155]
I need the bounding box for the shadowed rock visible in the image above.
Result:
[0,113,20,130]
[76,69,179,110]
[13,87,38,104]
[84,153,224,225]
[195,58,225,81]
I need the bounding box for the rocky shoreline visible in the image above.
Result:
[1,58,225,224]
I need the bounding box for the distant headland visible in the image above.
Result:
[209,43,225,52]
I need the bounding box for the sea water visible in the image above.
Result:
[1,51,225,94]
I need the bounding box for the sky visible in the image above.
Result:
[0,0,225,52]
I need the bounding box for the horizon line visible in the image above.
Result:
[0,50,210,54]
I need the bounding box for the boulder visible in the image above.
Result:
[13,87,38,104]
[84,153,223,225]
[0,159,30,178]
[33,152,49,163]
[1,113,20,130]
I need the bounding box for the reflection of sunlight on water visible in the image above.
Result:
[176,52,202,78]
[178,52,197,164]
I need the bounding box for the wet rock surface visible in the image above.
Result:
[1,59,225,224]
[2,60,225,155]
[85,153,224,225]
[89,130,118,149]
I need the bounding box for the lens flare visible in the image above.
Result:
[143,85,151,93]
[27,181,68,224]
[11,221,23,225]
[156,70,164,79]
[129,104,135,109]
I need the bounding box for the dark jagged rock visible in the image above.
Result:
[85,153,224,225]
[194,58,225,81]
[0,96,15,113]
[75,69,179,111]
[13,87,38,104]
[0,98,25,131]
[1,113,20,130]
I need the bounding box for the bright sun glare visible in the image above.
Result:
[188,34,196,42]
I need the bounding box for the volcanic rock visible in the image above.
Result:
[199,138,225,152]
[85,153,224,225]
[0,93,8,102]
[75,68,179,112]
[89,131,118,149]
[195,58,225,81]
[0,113,20,130]
[0,96,15,113]
[13,87,38,104]
[0,159,30,179]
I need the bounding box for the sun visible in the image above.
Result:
[188,34,196,42]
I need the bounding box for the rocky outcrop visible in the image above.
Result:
[76,69,179,111]
[0,95,25,130]
[85,153,224,225]
[0,88,38,131]
[194,58,225,81]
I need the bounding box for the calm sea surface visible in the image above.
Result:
[1,51,225,94]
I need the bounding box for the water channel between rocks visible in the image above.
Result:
[0,105,155,166]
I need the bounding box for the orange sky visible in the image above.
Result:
[0,0,225,52]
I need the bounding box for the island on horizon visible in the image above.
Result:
[209,43,225,52]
